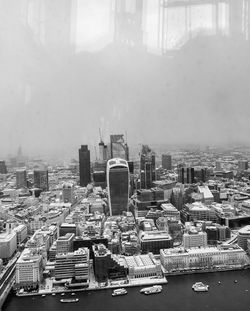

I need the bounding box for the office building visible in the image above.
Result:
[33,169,49,191]
[107,158,129,216]
[56,233,75,254]
[238,160,248,171]
[79,145,91,187]
[139,231,173,254]
[178,167,195,184]
[181,202,217,223]
[16,169,27,189]
[238,225,250,250]
[140,145,156,189]
[110,134,129,160]
[15,249,43,290]
[13,224,28,245]
[0,161,7,174]
[54,248,89,281]
[183,231,207,249]
[62,182,74,203]
[162,154,172,170]
[0,230,17,260]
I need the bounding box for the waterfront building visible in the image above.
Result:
[56,233,75,254]
[33,169,49,191]
[124,253,162,279]
[107,158,129,216]
[79,145,91,187]
[139,230,173,254]
[0,161,7,174]
[15,249,43,290]
[62,182,74,203]
[238,225,250,250]
[16,169,27,189]
[160,244,249,273]
[183,231,207,249]
[92,244,127,283]
[54,247,89,281]
[162,154,172,170]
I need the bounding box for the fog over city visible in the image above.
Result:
[1,0,250,157]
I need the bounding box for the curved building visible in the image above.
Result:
[107,158,129,216]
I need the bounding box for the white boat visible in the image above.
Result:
[71,292,76,296]
[192,282,209,292]
[60,298,79,303]
[41,294,46,297]
[112,288,127,297]
[140,285,162,295]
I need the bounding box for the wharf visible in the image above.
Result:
[16,277,168,297]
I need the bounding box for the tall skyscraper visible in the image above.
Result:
[16,169,27,189]
[162,154,172,170]
[79,145,91,187]
[33,169,49,191]
[238,160,248,171]
[107,158,129,216]
[178,167,195,184]
[140,145,156,189]
[0,161,7,174]
[110,134,129,161]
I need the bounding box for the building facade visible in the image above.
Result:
[79,145,91,187]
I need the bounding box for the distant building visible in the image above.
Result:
[79,145,91,187]
[62,182,74,203]
[140,145,155,189]
[162,154,172,170]
[110,134,129,160]
[238,160,248,171]
[0,161,7,174]
[16,169,27,189]
[107,158,129,216]
[33,169,49,191]
[178,167,194,184]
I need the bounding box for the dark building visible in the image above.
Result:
[0,161,7,174]
[79,145,91,187]
[194,167,209,183]
[16,169,27,189]
[59,223,77,237]
[92,244,128,283]
[93,161,107,188]
[107,158,129,216]
[128,161,134,174]
[73,237,108,259]
[33,169,49,191]
[140,145,156,189]
[162,154,172,170]
[178,167,195,184]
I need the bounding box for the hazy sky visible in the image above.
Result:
[0,0,250,158]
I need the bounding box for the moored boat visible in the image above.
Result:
[112,288,127,297]
[192,282,209,292]
[60,298,79,303]
[140,285,162,295]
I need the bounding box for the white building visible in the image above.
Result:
[238,225,250,250]
[13,224,27,244]
[160,244,249,272]
[0,230,17,260]
[16,248,43,289]
[183,231,207,249]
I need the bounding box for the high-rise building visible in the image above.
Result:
[238,160,248,171]
[140,145,156,189]
[107,158,129,216]
[62,183,74,203]
[0,161,7,174]
[33,169,49,191]
[79,145,91,187]
[178,167,195,184]
[162,154,172,170]
[110,134,129,160]
[16,169,27,189]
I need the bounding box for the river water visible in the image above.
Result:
[3,270,250,311]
